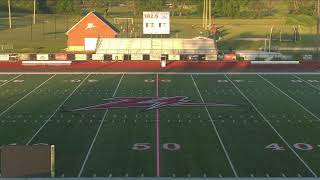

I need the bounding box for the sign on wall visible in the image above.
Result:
[143,12,170,35]
[75,54,87,61]
[0,54,10,61]
[36,54,49,61]
[92,54,104,61]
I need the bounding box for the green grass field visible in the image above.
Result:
[0,72,320,177]
[0,13,318,53]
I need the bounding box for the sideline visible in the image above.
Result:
[1,72,320,75]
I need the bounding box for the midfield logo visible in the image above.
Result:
[69,96,236,111]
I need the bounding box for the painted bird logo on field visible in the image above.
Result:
[68,96,236,112]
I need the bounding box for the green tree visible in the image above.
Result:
[56,0,74,14]
[37,0,48,13]
[134,0,166,14]
[213,0,241,17]
[248,0,266,18]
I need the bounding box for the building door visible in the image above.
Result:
[84,38,98,51]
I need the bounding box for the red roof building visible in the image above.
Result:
[66,12,119,51]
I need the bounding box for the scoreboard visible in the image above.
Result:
[143,12,170,35]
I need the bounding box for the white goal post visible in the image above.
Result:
[113,18,134,25]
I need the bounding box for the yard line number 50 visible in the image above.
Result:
[132,143,181,151]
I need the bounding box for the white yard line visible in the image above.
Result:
[26,74,91,145]
[0,74,56,118]
[259,74,320,122]
[156,74,160,177]
[292,74,320,92]
[0,74,22,88]
[191,75,239,177]
[1,72,320,75]
[78,74,125,177]
[224,74,318,177]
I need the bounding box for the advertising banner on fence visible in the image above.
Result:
[92,54,104,61]
[0,54,10,61]
[55,54,68,61]
[36,54,49,61]
[150,54,161,60]
[75,54,87,61]
[168,54,180,61]
[112,54,124,61]
[18,54,30,61]
[205,54,217,61]
[131,54,143,60]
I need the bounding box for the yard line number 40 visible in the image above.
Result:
[266,143,319,151]
[132,143,181,151]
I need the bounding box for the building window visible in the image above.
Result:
[159,23,161,27]
[146,23,148,27]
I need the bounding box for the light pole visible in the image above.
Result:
[8,0,12,29]
[203,0,206,29]
[269,25,274,53]
[202,0,212,30]
[317,0,320,36]
[317,0,319,53]
[33,0,36,24]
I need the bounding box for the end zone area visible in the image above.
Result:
[0,72,320,178]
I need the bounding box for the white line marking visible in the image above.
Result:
[191,75,239,177]
[78,74,124,177]
[0,74,22,88]
[259,74,320,122]
[293,74,320,92]
[0,74,56,118]
[225,74,318,177]
[156,74,160,177]
[26,74,91,145]
[2,72,320,75]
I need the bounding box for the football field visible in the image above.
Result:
[0,72,320,178]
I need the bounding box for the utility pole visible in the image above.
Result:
[208,0,211,28]
[8,0,12,29]
[269,25,274,53]
[202,0,212,30]
[202,0,206,29]
[317,0,320,36]
[317,0,320,54]
[33,0,36,24]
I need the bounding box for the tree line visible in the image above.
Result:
[2,0,319,18]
